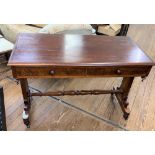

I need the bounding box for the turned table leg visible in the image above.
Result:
[113,77,134,120]
[20,78,31,128]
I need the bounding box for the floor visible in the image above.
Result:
[1,24,155,131]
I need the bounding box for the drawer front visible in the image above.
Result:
[12,66,151,78]
[87,66,151,77]
[13,67,87,78]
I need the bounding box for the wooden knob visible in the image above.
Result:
[50,70,55,75]
[117,69,121,74]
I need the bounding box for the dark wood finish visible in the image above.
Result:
[112,77,134,120]
[8,34,154,67]
[8,33,155,128]
[12,66,152,78]
[0,86,7,131]
[31,89,123,96]
[19,79,31,128]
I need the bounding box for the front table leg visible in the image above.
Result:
[20,79,31,128]
[113,77,134,120]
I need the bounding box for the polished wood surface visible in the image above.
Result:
[12,66,151,78]
[8,33,154,67]
[7,32,155,128]
[2,24,155,131]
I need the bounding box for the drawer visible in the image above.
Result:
[87,66,151,77]
[12,66,151,78]
[13,67,87,78]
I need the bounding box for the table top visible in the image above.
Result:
[8,33,155,67]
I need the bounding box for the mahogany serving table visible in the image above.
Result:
[8,33,155,128]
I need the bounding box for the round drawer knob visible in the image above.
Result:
[50,70,55,75]
[117,69,121,74]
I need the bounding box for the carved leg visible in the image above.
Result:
[20,79,31,128]
[113,77,134,120]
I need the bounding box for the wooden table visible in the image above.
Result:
[8,33,155,128]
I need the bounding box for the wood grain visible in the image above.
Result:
[12,66,152,78]
[8,33,154,67]
[2,24,155,130]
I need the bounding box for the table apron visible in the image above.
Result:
[11,66,152,78]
